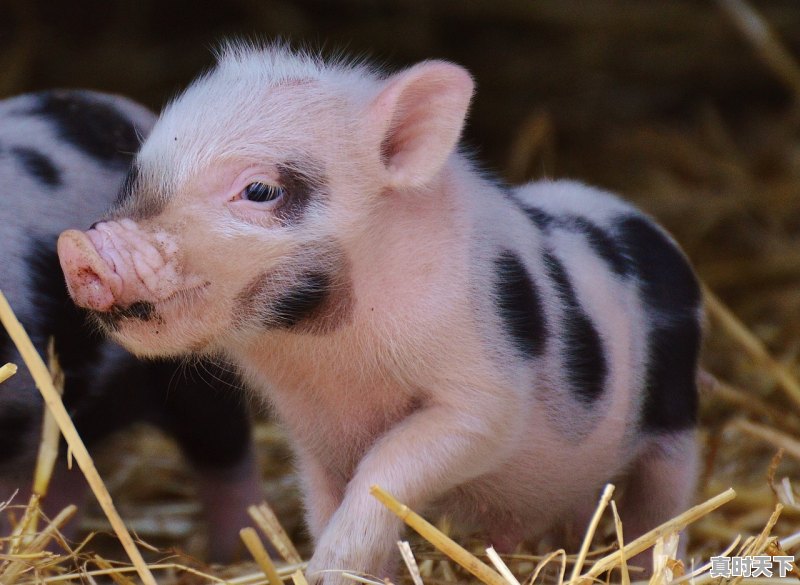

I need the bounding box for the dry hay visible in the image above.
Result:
[2,1,800,583]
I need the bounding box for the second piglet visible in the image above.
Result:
[0,89,261,561]
[58,45,702,582]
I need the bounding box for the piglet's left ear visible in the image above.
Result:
[366,61,474,188]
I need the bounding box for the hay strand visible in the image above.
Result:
[240,526,285,585]
[398,541,425,585]
[717,0,800,98]
[249,502,303,564]
[568,483,614,583]
[486,547,521,585]
[33,340,63,497]
[370,485,508,585]
[0,362,17,384]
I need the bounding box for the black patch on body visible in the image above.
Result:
[269,271,331,328]
[517,204,631,277]
[521,206,556,231]
[11,146,62,187]
[615,215,701,431]
[274,161,326,226]
[493,250,547,358]
[28,91,140,167]
[543,252,607,404]
[563,216,631,276]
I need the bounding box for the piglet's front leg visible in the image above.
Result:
[305,391,522,585]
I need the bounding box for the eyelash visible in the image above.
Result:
[241,182,285,203]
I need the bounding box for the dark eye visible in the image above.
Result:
[242,182,284,203]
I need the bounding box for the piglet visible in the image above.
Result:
[0,89,261,561]
[58,45,702,581]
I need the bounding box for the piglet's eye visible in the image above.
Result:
[242,182,285,203]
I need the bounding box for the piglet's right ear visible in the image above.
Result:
[366,61,474,188]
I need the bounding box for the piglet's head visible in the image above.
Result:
[58,44,474,358]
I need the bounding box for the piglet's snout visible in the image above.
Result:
[58,228,121,312]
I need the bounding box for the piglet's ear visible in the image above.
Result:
[367,61,474,188]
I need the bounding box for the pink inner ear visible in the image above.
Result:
[370,61,474,188]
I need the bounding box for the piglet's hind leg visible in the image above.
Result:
[617,430,698,574]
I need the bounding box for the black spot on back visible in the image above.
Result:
[562,216,632,276]
[615,215,701,431]
[28,91,141,168]
[616,216,701,313]
[11,146,62,187]
[269,271,331,328]
[275,160,326,226]
[520,206,556,231]
[493,250,547,358]
[544,251,607,404]
[514,200,631,277]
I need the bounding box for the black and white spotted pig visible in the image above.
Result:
[58,46,702,581]
[0,90,262,561]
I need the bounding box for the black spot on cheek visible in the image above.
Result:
[28,91,142,167]
[493,250,547,358]
[544,252,607,404]
[11,146,62,187]
[269,271,331,328]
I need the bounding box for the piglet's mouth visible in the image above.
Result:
[90,284,209,331]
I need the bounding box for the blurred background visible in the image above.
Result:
[2,0,799,572]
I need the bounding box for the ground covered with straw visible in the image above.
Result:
[2,1,800,584]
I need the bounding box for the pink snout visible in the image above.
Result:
[58,229,121,312]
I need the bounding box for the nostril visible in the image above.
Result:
[88,221,101,230]
[57,229,117,312]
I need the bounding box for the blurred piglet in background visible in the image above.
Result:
[0,89,261,562]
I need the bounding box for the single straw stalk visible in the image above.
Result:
[0,363,17,384]
[0,290,156,585]
[568,483,615,583]
[370,485,508,585]
[240,527,285,585]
